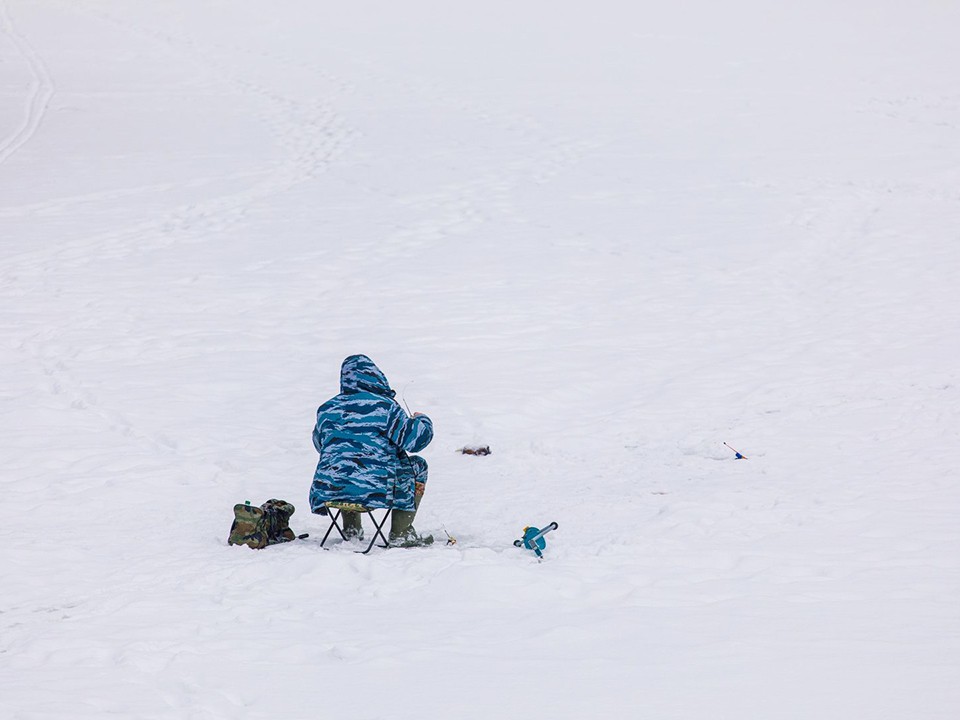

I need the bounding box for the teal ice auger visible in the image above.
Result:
[514,522,558,558]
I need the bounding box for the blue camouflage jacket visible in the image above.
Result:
[309,355,433,512]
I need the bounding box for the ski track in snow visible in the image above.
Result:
[0,0,54,166]
[0,3,356,273]
[2,2,960,719]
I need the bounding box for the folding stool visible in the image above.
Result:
[320,502,391,554]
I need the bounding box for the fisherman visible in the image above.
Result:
[309,354,434,547]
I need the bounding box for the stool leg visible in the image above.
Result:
[358,509,391,554]
[320,509,346,547]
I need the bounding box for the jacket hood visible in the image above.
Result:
[340,354,396,398]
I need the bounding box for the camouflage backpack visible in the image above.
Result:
[228,499,301,549]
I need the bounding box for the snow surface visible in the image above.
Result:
[3,1,960,718]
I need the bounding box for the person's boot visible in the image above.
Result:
[341,511,364,541]
[389,493,433,547]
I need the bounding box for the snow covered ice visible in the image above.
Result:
[2,1,959,718]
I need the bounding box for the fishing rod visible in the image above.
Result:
[724,442,747,459]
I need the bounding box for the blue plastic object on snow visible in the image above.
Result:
[514,522,558,558]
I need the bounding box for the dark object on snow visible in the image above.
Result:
[229,499,303,549]
[458,445,491,456]
[723,442,748,460]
